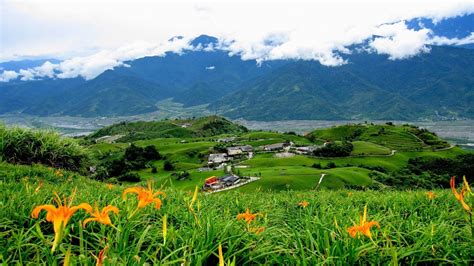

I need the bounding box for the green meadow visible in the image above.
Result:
[1,118,473,264]
[0,162,472,264]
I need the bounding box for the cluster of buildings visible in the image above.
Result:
[207,145,253,166]
[202,175,241,191]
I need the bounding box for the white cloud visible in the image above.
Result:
[430,32,474,46]
[1,37,192,81]
[369,21,432,60]
[1,1,473,81]
[0,71,19,82]
[19,69,35,81]
[205,66,215,70]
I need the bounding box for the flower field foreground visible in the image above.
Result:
[0,165,473,264]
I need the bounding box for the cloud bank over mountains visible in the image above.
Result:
[1,1,473,82]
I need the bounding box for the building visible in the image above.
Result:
[202,174,241,191]
[295,146,318,155]
[237,145,253,153]
[219,175,241,186]
[227,147,243,156]
[263,143,285,151]
[217,137,236,143]
[208,153,228,165]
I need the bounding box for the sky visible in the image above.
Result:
[1,0,474,81]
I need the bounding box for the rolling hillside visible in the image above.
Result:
[87,116,248,142]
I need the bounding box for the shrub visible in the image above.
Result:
[313,141,353,157]
[164,161,175,171]
[312,163,322,169]
[151,166,158,173]
[117,172,141,182]
[326,162,336,169]
[0,124,90,172]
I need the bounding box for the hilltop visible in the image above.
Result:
[306,123,450,151]
[86,116,248,142]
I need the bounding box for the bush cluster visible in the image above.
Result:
[313,141,353,157]
[0,125,90,172]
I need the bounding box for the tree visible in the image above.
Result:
[164,161,175,171]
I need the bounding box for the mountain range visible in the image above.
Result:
[0,15,473,121]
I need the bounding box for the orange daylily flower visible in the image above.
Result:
[122,181,166,212]
[298,200,309,208]
[34,180,44,193]
[218,244,224,266]
[463,176,472,195]
[250,226,266,235]
[54,170,64,177]
[106,183,114,190]
[426,191,436,200]
[82,204,119,228]
[450,176,472,213]
[237,209,260,224]
[347,205,380,239]
[93,244,109,266]
[31,191,90,252]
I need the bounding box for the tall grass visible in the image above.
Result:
[0,124,90,172]
[0,162,472,264]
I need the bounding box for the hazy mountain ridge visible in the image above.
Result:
[0,33,473,120]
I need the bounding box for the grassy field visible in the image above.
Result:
[85,133,468,192]
[351,141,392,156]
[0,162,472,264]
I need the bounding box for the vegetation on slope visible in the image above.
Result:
[0,162,472,264]
[306,123,449,151]
[87,116,248,142]
[0,124,90,172]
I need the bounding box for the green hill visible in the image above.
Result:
[87,116,248,142]
[306,123,449,151]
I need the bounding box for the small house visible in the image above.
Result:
[263,143,285,151]
[217,137,236,143]
[227,147,243,156]
[208,153,228,165]
[218,175,241,186]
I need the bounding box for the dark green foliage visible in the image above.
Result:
[164,161,175,171]
[326,162,337,169]
[213,143,230,153]
[373,154,474,189]
[92,166,109,181]
[106,158,128,177]
[151,166,158,173]
[405,126,450,149]
[96,144,161,180]
[124,144,161,170]
[0,125,90,172]
[117,172,141,182]
[311,163,322,169]
[173,171,190,180]
[407,154,474,178]
[313,142,354,157]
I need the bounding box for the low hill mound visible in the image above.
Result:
[87,116,248,142]
[306,123,449,151]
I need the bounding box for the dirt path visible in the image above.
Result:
[205,176,261,194]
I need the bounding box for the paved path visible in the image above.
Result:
[205,176,261,194]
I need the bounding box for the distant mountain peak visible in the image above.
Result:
[190,34,219,48]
